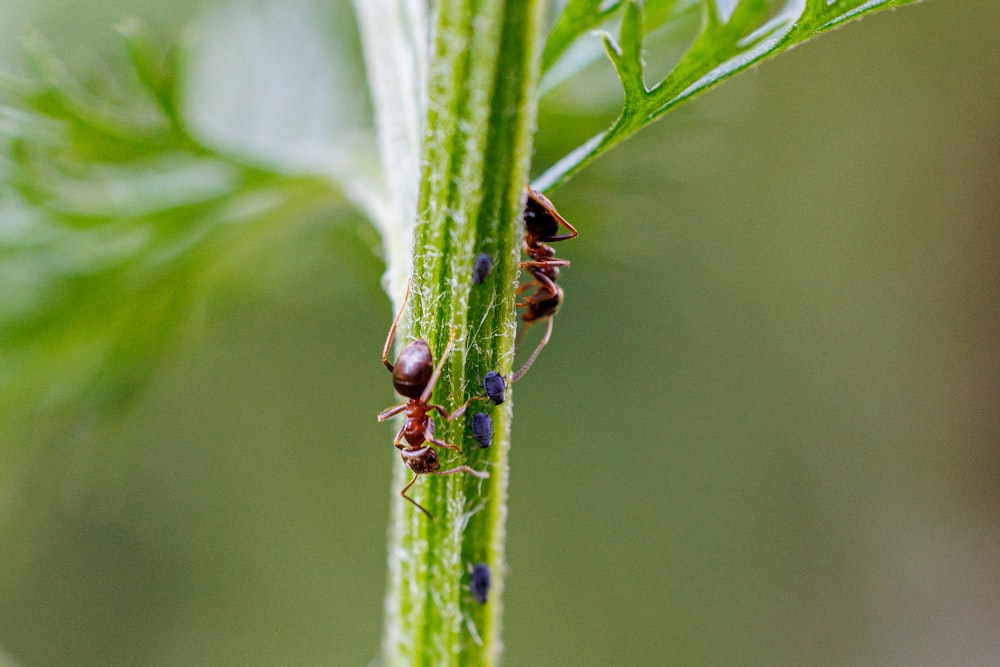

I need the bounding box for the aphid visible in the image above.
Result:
[470,412,493,449]
[469,562,491,605]
[378,282,489,518]
[482,370,506,405]
[471,252,493,285]
[513,187,578,382]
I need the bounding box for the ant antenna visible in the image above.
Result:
[511,316,554,382]
[400,464,489,520]
[382,279,413,372]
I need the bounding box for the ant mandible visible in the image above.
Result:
[377,281,489,518]
[512,186,578,382]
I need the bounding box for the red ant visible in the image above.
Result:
[512,186,578,382]
[377,281,488,518]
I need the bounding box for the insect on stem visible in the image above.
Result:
[378,280,490,519]
[513,187,578,381]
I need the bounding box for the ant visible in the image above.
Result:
[378,281,489,519]
[512,186,578,382]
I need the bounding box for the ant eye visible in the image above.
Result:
[427,451,438,463]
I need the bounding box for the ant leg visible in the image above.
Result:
[422,417,462,453]
[382,279,413,372]
[400,473,433,519]
[400,464,488,519]
[429,395,487,422]
[531,271,557,294]
[520,258,570,269]
[516,271,555,304]
[512,315,554,382]
[392,423,407,448]
[418,326,458,405]
[377,402,407,422]
[433,465,489,480]
[516,273,556,310]
[425,434,463,453]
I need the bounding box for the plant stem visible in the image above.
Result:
[380,1,545,664]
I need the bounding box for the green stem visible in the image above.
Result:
[380,1,545,664]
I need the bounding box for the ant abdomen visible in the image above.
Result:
[391,340,433,398]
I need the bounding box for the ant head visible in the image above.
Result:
[400,446,441,475]
[392,339,433,399]
[524,190,561,238]
[525,187,573,241]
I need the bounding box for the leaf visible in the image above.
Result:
[352,0,428,302]
[539,0,701,95]
[601,0,646,110]
[180,1,374,176]
[0,14,346,509]
[542,0,625,74]
[535,0,926,191]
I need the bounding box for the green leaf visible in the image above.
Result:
[535,0,926,190]
[543,0,625,74]
[540,0,701,95]
[601,0,646,110]
[0,16,343,510]
[115,16,180,124]
[352,0,428,300]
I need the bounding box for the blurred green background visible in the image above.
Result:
[1,1,999,665]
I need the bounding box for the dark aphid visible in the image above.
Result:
[470,562,491,605]
[470,412,493,449]
[471,252,493,285]
[482,370,506,405]
[378,280,489,519]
